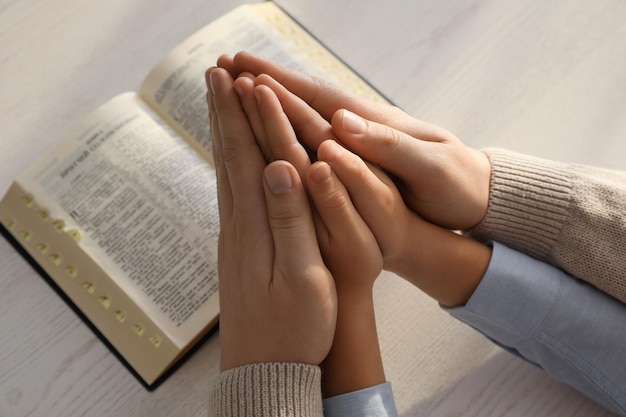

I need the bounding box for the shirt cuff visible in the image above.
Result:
[446,241,561,351]
[323,382,398,417]
[445,242,626,415]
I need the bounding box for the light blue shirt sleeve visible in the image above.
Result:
[446,242,626,416]
[322,382,398,417]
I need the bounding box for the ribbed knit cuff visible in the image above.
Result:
[211,363,322,417]
[469,148,573,260]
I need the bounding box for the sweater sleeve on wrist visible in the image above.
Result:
[210,363,323,417]
[471,148,626,303]
[469,148,572,260]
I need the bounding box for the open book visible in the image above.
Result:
[0,1,385,389]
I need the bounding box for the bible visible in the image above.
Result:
[0,1,385,389]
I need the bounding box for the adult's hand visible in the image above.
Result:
[207,67,337,371]
[219,52,491,231]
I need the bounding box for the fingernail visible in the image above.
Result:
[320,140,343,162]
[233,83,244,98]
[265,164,293,194]
[253,87,263,105]
[209,70,218,93]
[205,66,216,89]
[311,162,332,184]
[341,110,366,134]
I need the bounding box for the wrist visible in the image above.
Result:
[468,148,492,229]
[391,221,492,307]
[334,281,375,303]
[321,292,384,397]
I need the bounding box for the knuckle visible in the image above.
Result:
[309,76,339,112]
[319,187,351,211]
[269,205,305,232]
[378,124,403,150]
[366,123,406,169]
[380,105,407,125]
[310,75,330,94]
[378,188,399,214]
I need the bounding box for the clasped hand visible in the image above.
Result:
[208,68,337,370]
[209,52,493,371]
[208,66,385,373]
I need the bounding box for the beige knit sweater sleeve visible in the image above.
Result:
[470,148,626,303]
[210,362,323,417]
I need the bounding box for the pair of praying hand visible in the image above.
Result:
[207,52,492,396]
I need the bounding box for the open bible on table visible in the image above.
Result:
[0,1,386,389]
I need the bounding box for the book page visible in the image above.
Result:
[139,2,385,163]
[15,92,220,348]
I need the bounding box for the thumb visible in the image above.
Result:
[331,109,436,183]
[263,161,324,278]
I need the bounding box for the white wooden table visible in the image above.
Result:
[1,0,623,416]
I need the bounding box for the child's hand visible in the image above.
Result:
[230,69,385,396]
[307,159,386,397]
[307,160,383,294]
[316,138,491,307]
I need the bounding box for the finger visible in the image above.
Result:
[316,140,402,256]
[209,68,267,223]
[232,52,453,141]
[233,76,273,162]
[207,68,221,169]
[263,161,324,283]
[232,51,362,121]
[254,74,337,151]
[254,85,312,184]
[331,109,444,186]
[306,161,376,257]
[216,54,235,77]
[206,67,233,221]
